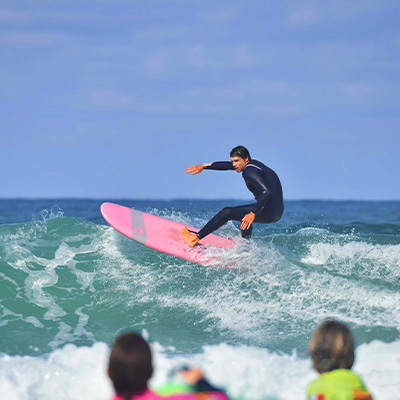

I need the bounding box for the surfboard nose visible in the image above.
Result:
[100,202,134,240]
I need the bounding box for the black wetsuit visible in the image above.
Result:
[197,160,284,239]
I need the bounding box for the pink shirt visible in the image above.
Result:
[112,388,229,400]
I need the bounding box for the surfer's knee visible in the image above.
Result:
[218,207,234,220]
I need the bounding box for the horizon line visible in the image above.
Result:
[0,197,399,202]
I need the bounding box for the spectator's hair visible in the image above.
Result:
[309,320,355,373]
[230,146,251,161]
[108,332,153,400]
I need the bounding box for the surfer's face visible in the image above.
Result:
[231,156,249,173]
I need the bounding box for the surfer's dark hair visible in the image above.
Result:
[309,320,354,374]
[108,332,153,400]
[230,145,251,161]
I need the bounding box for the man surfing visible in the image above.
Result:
[182,145,284,247]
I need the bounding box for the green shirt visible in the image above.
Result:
[307,369,372,400]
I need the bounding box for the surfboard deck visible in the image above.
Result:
[100,202,233,266]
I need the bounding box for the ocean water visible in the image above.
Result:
[0,199,399,399]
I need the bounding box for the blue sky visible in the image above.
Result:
[0,1,399,200]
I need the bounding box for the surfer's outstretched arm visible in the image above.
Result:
[185,162,235,175]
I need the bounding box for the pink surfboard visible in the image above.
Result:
[100,202,233,266]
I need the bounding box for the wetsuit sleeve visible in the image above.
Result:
[244,168,271,215]
[193,378,224,393]
[203,162,235,171]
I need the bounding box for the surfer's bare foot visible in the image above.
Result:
[181,227,199,247]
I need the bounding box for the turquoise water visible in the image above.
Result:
[0,199,399,399]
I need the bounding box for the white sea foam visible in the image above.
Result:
[0,342,111,400]
[95,229,400,344]
[302,241,400,282]
[0,306,44,329]
[0,339,399,400]
[295,227,331,235]
[1,220,107,347]
[3,240,67,321]
[291,269,400,330]
[3,218,398,356]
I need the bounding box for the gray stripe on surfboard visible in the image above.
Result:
[130,209,147,245]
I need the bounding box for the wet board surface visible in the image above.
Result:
[100,202,233,265]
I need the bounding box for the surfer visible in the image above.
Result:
[182,145,283,247]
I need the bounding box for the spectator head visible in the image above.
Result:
[309,320,355,374]
[108,332,153,399]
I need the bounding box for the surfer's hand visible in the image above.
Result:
[179,368,204,384]
[185,164,204,175]
[241,212,255,230]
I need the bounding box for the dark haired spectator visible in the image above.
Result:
[108,332,229,400]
